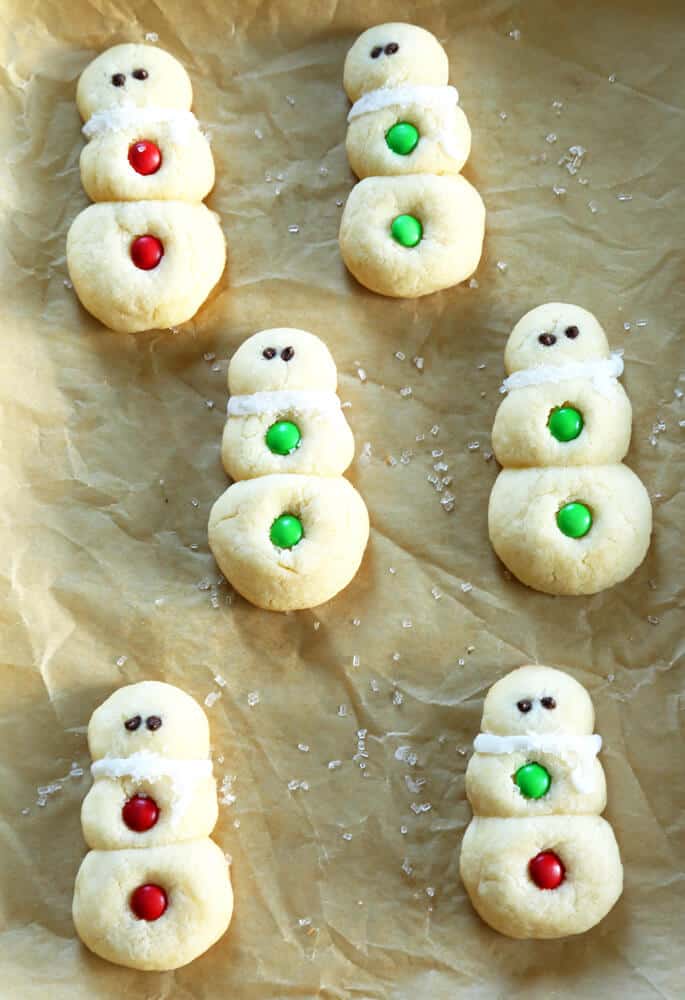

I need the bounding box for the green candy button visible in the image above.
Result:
[266,419,301,455]
[549,405,583,442]
[391,213,423,248]
[515,762,551,800]
[557,501,592,538]
[386,122,420,156]
[270,513,303,549]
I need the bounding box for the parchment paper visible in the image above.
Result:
[0,0,683,996]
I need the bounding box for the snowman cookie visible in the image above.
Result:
[339,23,485,298]
[208,328,369,611]
[72,681,233,970]
[460,666,623,939]
[488,303,652,595]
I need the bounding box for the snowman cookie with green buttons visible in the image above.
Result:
[488,303,652,595]
[67,43,225,333]
[460,665,623,939]
[208,329,369,611]
[339,23,485,298]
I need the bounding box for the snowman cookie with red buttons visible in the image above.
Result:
[460,666,623,939]
[67,43,225,333]
[72,681,233,970]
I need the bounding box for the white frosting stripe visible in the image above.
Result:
[347,84,463,161]
[227,390,342,418]
[91,751,213,824]
[501,352,624,396]
[473,732,602,793]
[83,106,201,143]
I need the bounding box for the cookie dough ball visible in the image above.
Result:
[88,681,210,761]
[505,303,610,374]
[81,771,218,850]
[343,24,448,103]
[346,100,471,178]
[488,464,652,595]
[339,174,485,298]
[72,838,233,970]
[80,121,214,202]
[481,666,595,737]
[222,405,355,480]
[492,377,632,467]
[208,474,369,611]
[228,329,338,395]
[460,815,623,939]
[66,200,225,333]
[77,44,192,121]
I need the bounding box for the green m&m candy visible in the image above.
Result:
[385,122,419,156]
[548,405,583,442]
[391,213,423,248]
[266,419,301,455]
[270,513,303,549]
[557,501,592,538]
[515,762,551,800]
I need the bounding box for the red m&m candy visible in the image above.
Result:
[122,794,159,832]
[529,850,565,890]
[131,235,164,270]
[130,883,168,921]
[128,140,162,175]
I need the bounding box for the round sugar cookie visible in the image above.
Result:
[208,474,369,611]
[347,98,470,179]
[459,814,623,939]
[66,200,225,333]
[488,464,652,595]
[504,302,611,374]
[343,23,448,103]
[72,838,233,970]
[481,666,595,737]
[339,174,485,298]
[492,377,632,467]
[228,328,338,395]
[77,44,193,121]
[80,117,214,202]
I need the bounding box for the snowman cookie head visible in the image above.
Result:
[76,44,193,121]
[343,23,449,103]
[504,303,611,375]
[88,681,210,760]
[228,328,338,395]
[481,665,595,737]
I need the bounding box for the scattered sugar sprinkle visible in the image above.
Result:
[647,616,660,626]
[545,132,557,144]
[63,278,73,289]
[400,824,408,835]
[298,917,312,929]
[552,99,564,113]
[342,832,352,841]
[115,655,127,667]
[203,351,216,362]
[508,28,521,40]
[285,95,296,106]
[337,704,347,717]
[552,184,567,197]
[461,582,473,593]
[498,111,508,121]
[388,566,397,575]
[214,674,227,688]
[468,277,479,289]
[394,351,406,361]
[144,32,159,42]
[288,779,309,792]
[219,775,236,806]
[254,128,263,140]
[410,801,432,815]
[328,759,342,770]
[588,201,600,214]
[392,689,404,706]
[370,678,380,693]
[352,654,360,668]
[399,386,412,398]
[352,617,361,626]
[401,858,414,876]
[401,618,413,629]
[247,691,260,707]
[205,691,222,708]
[297,743,310,753]
[319,165,329,176]
[413,356,424,371]
[617,192,633,202]
[288,224,300,234]
[496,260,508,273]
[608,73,617,83]
[558,144,586,175]
[357,367,367,382]
[468,440,480,451]
[431,586,442,600]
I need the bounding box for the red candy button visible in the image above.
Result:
[130,883,168,921]
[122,794,159,832]
[131,235,164,270]
[128,139,162,175]
[529,850,565,890]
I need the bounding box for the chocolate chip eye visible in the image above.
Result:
[262,347,277,359]
[132,68,148,80]
[124,715,142,731]
[370,45,383,58]
[538,333,557,346]
[280,346,295,361]
[564,325,579,339]
[111,73,126,87]
[541,696,557,710]
[385,42,399,55]
[516,699,532,713]
[146,715,162,731]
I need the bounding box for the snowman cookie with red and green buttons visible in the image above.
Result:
[72,681,233,971]
[460,666,623,939]
[488,303,652,595]
[208,329,369,611]
[67,43,225,333]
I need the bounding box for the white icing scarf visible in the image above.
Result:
[473,732,602,793]
[83,106,201,144]
[347,84,464,161]
[227,389,342,418]
[501,352,624,398]
[91,751,213,824]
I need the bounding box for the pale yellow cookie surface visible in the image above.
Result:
[76,44,192,120]
[343,23,448,102]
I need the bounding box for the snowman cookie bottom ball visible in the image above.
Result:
[72,838,233,970]
[66,200,225,333]
[208,474,369,611]
[339,174,485,298]
[488,464,652,594]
